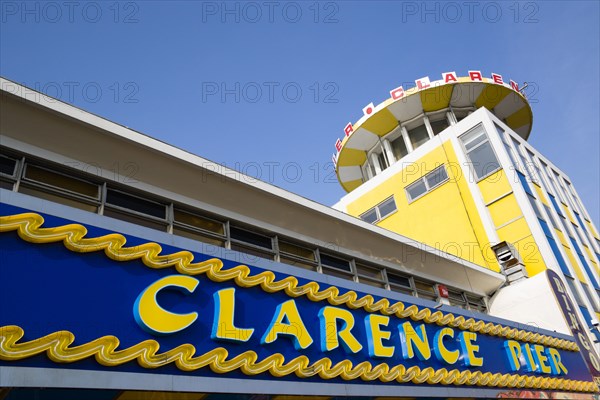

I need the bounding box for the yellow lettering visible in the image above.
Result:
[364,314,394,358]
[458,331,483,367]
[504,340,522,371]
[433,327,458,364]
[399,322,431,361]
[522,344,538,372]
[211,288,254,342]
[533,344,551,374]
[318,306,362,353]
[261,300,313,350]
[546,347,568,375]
[133,275,199,335]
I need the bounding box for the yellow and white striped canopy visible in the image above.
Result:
[335,77,533,193]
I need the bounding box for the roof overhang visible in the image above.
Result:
[336,76,533,192]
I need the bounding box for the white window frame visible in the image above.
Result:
[405,165,450,203]
[459,124,502,182]
[359,196,398,224]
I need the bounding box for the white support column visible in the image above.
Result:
[447,111,457,126]
[382,139,395,166]
[370,152,382,174]
[401,126,413,153]
[423,115,435,139]
[364,161,374,180]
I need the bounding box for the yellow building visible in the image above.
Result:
[332,71,600,350]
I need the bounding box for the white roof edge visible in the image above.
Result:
[0,77,504,280]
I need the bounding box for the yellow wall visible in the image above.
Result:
[585,220,600,241]
[344,139,556,276]
[345,141,498,271]
[534,184,548,206]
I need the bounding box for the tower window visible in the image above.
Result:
[460,125,500,180]
[359,196,397,224]
[360,208,378,224]
[405,165,449,202]
[407,124,430,150]
[429,118,449,135]
[391,135,408,160]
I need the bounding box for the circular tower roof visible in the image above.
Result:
[334,74,533,193]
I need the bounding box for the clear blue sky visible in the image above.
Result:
[1,1,598,224]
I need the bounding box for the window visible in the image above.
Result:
[230,226,275,261]
[497,126,519,169]
[103,189,168,231]
[415,280,437,301]
[426,166,447,188]
[19,164,100,212]
[527,194,544,220]
[387,272,413,295]
[106,189,166,219]
[553,171,570,205]
[405,165,449,202]
[320,253,351,271]
[448,290,467,308]
[429,117,449,135]
[460,125,500,180]
[174,209,224,235]
[24,164,99,199]
[566,181,586,217]
[542,162,564,202]
[173,208,226,247]
[524,150,545,185]
[230,226,272,249]
[453,108,471,122]
[391,135,408,160]
[320,253,354,279]
[406,179,427,201]
[407,124,430,150]
[572,221,587,247]
[378,197,397,218]
[466,294,487,312]
[1,154,20,188]
[502,141,519,170]
[356,264,386,289]
[0,155,17,176]
[387,272,411,287]
[360,208,378,224]
[510,138,529,174]
[278,240,317,271]
[543,204,561,231]
[360,196,397,224]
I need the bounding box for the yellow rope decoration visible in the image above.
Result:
[0,212,578,353]
[0,326,596,391]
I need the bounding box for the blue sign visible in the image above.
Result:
[0,204,596,393]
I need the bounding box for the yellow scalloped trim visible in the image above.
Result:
[0,326,596,392]
[0,212,578,352]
